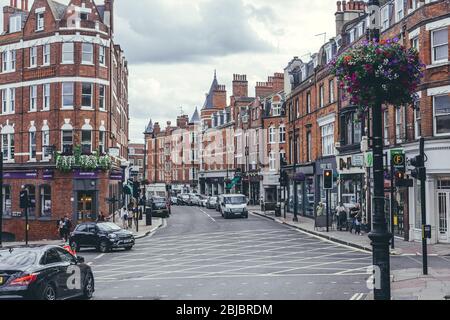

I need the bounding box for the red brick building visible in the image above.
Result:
[1,0,129,241]
[129,143,145,182]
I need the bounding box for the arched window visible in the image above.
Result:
[24,185,36,217]
[40,185,52,217]
[61,122,73,154]
[81,123,93,154]
[1,124,14,161]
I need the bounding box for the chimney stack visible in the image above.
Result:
[232,74,248,98]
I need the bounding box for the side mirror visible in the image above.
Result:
[77,256,85,264]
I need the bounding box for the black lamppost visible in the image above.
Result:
[366,0,392,301]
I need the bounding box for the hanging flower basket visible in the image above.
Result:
[55,148,113,172]
[330,38,424,110]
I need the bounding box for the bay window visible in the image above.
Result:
[99,46,106,65]
[62,82,74,108]
[82,43,94,64]
[62,42,74,63]
[82,83,93,108]
[432,28,448,64]
[434,94,450,136]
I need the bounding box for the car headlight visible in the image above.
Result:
[108,234,118,239]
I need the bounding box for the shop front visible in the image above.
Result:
[315,157,338,214]
[336,153,365,217]
[262,172,280,204]
[287,164,315,218]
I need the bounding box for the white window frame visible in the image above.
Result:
[272,103,281,116]
[2,51,8,72]
[61,127,73,154]
[395,106,405,143]
[269,152,276,171]
[43,84,50,111]
[381,5,390,31]
[269,126,276,144]
[30,86,37,112]
[384,110,390,146]
[319,85,324,108]
[395,0,404,23]
[43,44,50,65]
[431,28,448,65]
[411,36,419,51]
[36,12,45,31]
[42,127,51,161]
[62,82,74,109]
[1,89,7,114]
[1,130,14,162]
[414,100,422,140]
[99,85,106,110]
[433,94,450,137]
[10,50,16,71]
[1,89,15,114]
[329,79,335,103]
[321,123,335,157]
[30,47,37,68]
[62,43,74,64]
[81,127,93,154]
[82,43,94,64]
[29,129,37,161]
[81,83,93,108]
[99,129,106,154]
[9,88,15,114]
[99,46,106,66]
[279,125,286,143]
[9,15,21,33]
[306,93,311,114]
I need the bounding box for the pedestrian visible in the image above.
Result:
[120,207,128,229]
[127,208,133,229]
[96,212,106,222]
[316,202,325,216]
[57,218,65,240]
[336,202,347,231]
[355,213,362,235]
[63,216,72,243]
[349,203,361,234]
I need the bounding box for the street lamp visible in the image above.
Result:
[366,0,392,301]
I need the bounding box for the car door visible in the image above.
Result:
[74,224,89,247]
[86,224,100,248]
[42,248,67,298]
[56,248,82,298]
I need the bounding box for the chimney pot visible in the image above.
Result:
[337,1,342,12]
[342,0,347,11]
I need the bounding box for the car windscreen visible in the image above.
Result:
[97,223,122,232]
[224,196,246,205]
[0,250,38,267]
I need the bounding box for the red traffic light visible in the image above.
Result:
[395,171,405,180]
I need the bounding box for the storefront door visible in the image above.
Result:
[437,191,449,243]
[77,192,95,222]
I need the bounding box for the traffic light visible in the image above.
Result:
[20,190,29,209]
[410,155,425,181]
[133,181,141,199]
[323,170,333,190]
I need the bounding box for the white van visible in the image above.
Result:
[218,194,249,219]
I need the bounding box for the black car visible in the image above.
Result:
[150,197,171,218]
[69,222,135,253]
[0,245,94,300]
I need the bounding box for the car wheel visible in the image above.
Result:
[81,273,95,300]
[125,246,133,251]
[98,241,110,253]
[41,283,57,301]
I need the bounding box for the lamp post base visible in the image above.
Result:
[368,231,392,300]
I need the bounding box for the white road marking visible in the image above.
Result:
[94,254,105,260]
[350,293,364,300]
[200,209,216,222]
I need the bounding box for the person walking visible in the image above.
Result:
[62,216,72,243]
[120,207,128,229]
[349,203,361,234]
[355,212,362,235]
[127,207,133,229]
[96,212,106,222]
[57,218,65,240]
[336,202,347,231]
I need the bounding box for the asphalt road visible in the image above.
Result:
[81,205,377,300]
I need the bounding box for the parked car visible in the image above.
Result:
[179,194,190,205]
[218,194,249,219]
[170,196,178,205]
[149,197,171,218]
[206,196,218,209]
[69,222,135,253]
[191,195,201,206]
[200,196,209,207]
[0,245,94,300]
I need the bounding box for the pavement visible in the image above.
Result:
[248,206,450,257]
[1,216,163,248]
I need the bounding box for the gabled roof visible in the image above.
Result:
[190,107,201,124]
[202,71,219,110]
[48,0,67,20]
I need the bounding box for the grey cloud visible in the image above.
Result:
[115,0,274,64]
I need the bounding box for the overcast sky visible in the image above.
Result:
[0,0,339,143]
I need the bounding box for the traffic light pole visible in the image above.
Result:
[419,138,428,275]
[326,189,330,233]
[390,160,395,250]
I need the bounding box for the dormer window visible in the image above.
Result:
[36,12,44,31]
[9,15,21,33]
[80,13,88,21]
[272,103,281,116]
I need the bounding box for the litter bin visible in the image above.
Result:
[145,208,152,226]
[275,204,282,217]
